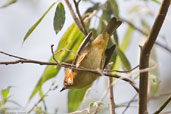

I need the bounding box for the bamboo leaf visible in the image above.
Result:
[53,2,65,34]
[23,1,57,43]
[68,85,90,113]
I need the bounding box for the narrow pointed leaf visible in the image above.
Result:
[53,2,65,34]
[120,25,133,51]
[23,1,57,43]
[68,85,90,113]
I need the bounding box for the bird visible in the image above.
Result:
[60,17,122,92]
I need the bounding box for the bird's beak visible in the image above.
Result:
[60,87,66,92]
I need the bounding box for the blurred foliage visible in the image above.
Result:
[0,86,11,107]
[0,0,17,8]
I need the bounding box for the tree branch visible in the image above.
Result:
[138,1,170,114]
[0,51,138,93]
[64,0,87,36]
[154,94,171,114]
[73,0,88,35]
[108,77,115,114]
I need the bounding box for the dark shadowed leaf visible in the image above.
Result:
[68,85,90,113]
[0,0,17,8]
[53,2,65,34]
[29,23,85,101]
[23,1,57,43]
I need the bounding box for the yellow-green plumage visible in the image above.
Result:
[61,17,122,90]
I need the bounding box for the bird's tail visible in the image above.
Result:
[104,17,122,36]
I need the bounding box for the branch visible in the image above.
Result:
[0,51,138,92]
[121,94,137,114]
[154,94,171,114]
[108,77,115,114]
[64,0,87,36]
[73,0,88,35]
[138,1,170,114]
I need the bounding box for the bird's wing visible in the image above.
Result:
[75,50,89,68]
[73,32,92,65]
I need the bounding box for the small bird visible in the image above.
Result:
[60,17,122,92]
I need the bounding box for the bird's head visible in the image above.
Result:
[60,68,74,92]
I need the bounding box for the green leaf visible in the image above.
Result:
[0,0,17,8]
[1,86,11,104]
[23,1,57,43]
[116,47,131,70]
[120,25,133,51]
[108,0,119,18]
[68,85,90,113]
[152,0,160,4]
[29,23,85,101]
[53,2,65,34]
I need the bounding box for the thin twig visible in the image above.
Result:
[121,94,137,114]
[51,44,58,63]
[27,83,58,114]
[138,0,170,114]
[0,51,138,92]
[0,51,26,60]
[108,77,115,114]
[64,0,87,35]
[105,65,139,73]
[73,0,88,35]
[154,94,171,114]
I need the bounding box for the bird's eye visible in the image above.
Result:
[64,80,68,84]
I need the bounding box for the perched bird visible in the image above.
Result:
[60,17,122,92]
